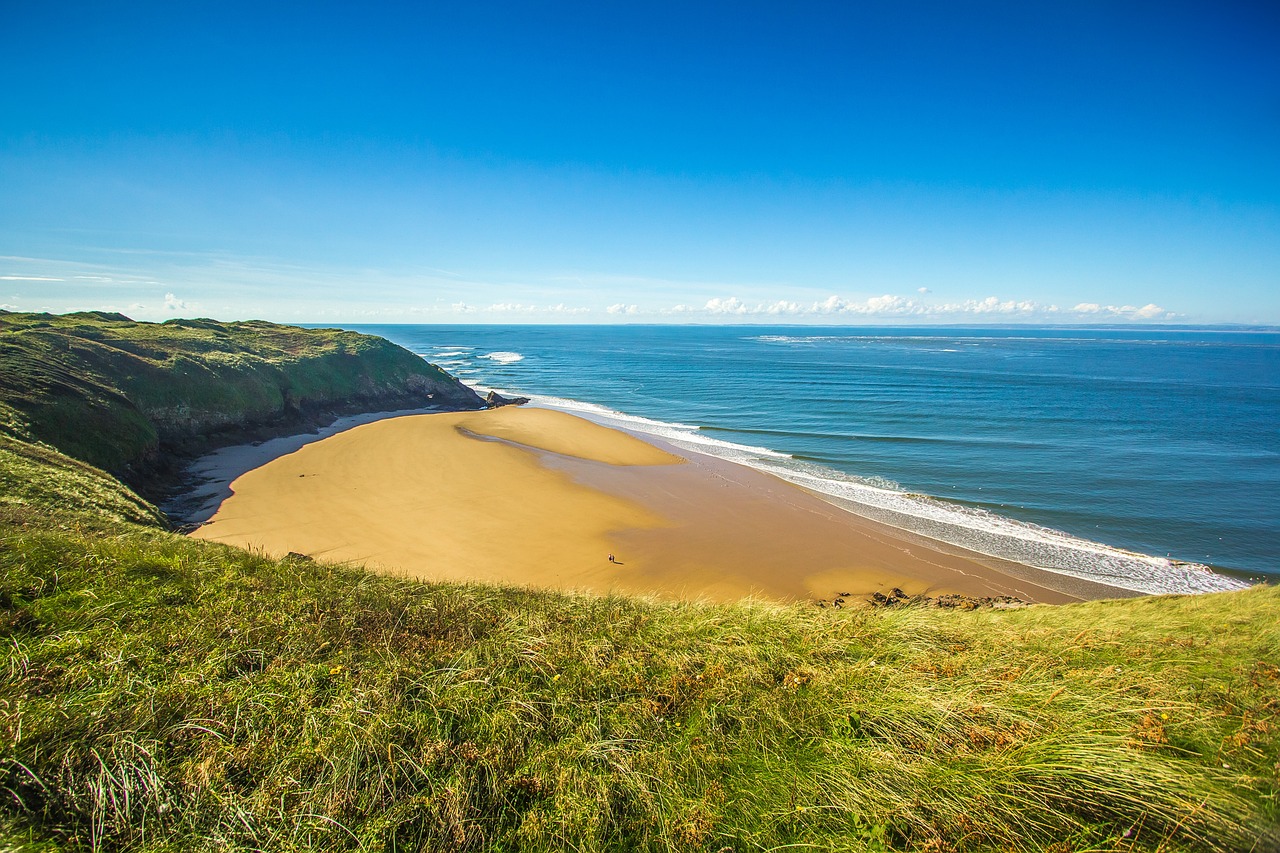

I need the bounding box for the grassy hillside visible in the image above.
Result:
[1,478,1276,851]
[1,315,1276,851]
[0,311,483,483]
[0,433,164,533]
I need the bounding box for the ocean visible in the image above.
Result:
[348,324,1279,595]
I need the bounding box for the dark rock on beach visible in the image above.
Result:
[869,587,910,606]
[485,390,530,408]
[866,587,1029,610]
[931,593,1029,610]
[818,587,1030,610]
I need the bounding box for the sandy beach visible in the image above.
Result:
[190,407,1128,604]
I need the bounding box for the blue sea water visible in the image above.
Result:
[349,324,1279,594]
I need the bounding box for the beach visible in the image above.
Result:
[188,407,1130,604]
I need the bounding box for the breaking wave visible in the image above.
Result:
[481,351,525,364]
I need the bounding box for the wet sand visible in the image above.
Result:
[189,407,1129,604]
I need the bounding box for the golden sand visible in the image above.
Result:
[192,407,1105,603]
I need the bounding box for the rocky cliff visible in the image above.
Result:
[0,311,486,494]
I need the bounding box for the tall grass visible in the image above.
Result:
[2,525,1275,851]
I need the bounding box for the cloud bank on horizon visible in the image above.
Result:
[447,295,1178,323]
[0,252,1230,325]
[1,2,1277,325]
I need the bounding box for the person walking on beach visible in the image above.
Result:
[607,553,616,563]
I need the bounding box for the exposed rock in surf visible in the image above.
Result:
[485,390,530,408]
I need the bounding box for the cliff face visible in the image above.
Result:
[0,312,486,491]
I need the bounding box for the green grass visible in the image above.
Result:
[1,524,1276,852]
[0,311,483,478]
[0,434,164,532]
[0,431,1276,851]
[1,313,1276,851]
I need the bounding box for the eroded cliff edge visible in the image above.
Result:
[0,311,486,499]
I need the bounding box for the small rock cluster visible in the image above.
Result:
[484,391,531,408]
[930,593,1029,610]
[815,587,1029,610]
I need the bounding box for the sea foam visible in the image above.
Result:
[482,351,525,364]
[519,393,1247,596]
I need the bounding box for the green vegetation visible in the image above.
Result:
[0,434,164,532]
[1,313,1276,851]
[0,311,482,480]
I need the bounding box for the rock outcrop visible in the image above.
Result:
[865,587,1028,610]
[814,587,1029,610]
[484,390,531,408]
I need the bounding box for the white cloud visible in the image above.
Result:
[606,303,640,315]
[762,300,802,315]
[547,303,592,315]
[917,287,930,294]
[669,293,1176,322]
[1071,301,1174,320]
[703,297,804,315]
[0,275,64,281]
[163,292,187,311]
[704,297,749,314]
[942,296,1039,315]
[804,294,929,316]
[451,302,476,313]
[866,294,916,313]
[467,302,594,315]
[0,303,18,311]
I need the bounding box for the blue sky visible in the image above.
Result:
[2,1,1278,324]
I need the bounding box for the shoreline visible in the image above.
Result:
[549,408,1142,602]
[511,395,1250,596]
[184,406,1138,604]
[540,432,1134,603]
[163,406,448,525]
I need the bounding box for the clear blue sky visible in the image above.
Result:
[2,1,1278,324]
